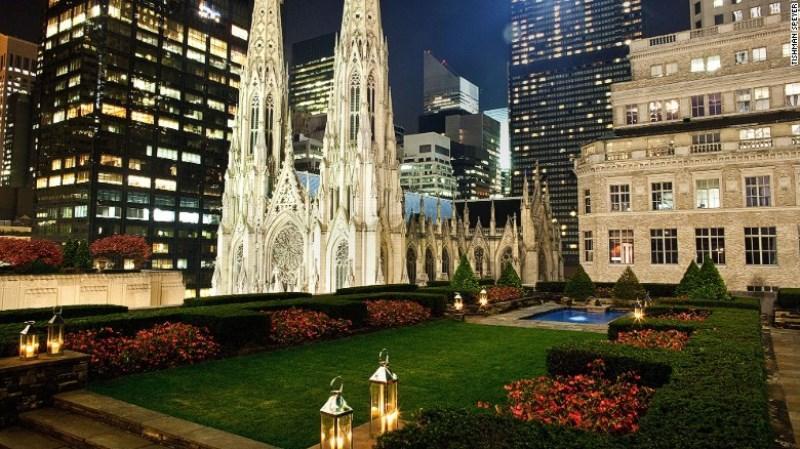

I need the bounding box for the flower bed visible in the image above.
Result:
[615,329,690,351]
[366,300,431,327]
[656,310,711,321]
[66,322,220,378]
[486,286,523,303]
[268,308,351,345]
[483,359,654,434]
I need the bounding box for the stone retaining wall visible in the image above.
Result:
[0,271,185,311]
[0,351,89,427]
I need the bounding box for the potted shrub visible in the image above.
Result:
[90,235,152,271]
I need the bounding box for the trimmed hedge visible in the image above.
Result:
[0,304,129,325]
[656,297,760,311]
[335,284,418,295]
[537,282,677,298]
[426,280,451,288]
[381,303,771,449]
[777,288,800,310]
[183,292,312,307]
[376,408,618,449]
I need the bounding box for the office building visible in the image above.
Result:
[690,0,788,29]
[509,0,688,265]
[418,51,479,133]
[445,113,501,196]
[289,32,335,119]
[293,133,323,174]
[485,107,511,197]
[0,34,37,187]
[576,13,800,291]
[400,132,457,198]
[33,0,252,295]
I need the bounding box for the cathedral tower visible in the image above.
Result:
[214,0,293,294]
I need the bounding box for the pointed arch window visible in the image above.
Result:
[335,241,350,291]
[249,95,261,155]
[441,249,450,278]
[474,247,485,278]
[425,248,435,282]
[349,71,361,144]
[265,94,275,159]
[368,74,376,141]
[406,248,417,285]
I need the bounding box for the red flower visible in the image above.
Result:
[365,300,431,328]
[268,308,351,345]
[657,310,710,322]
[616,329,690,351]
[486,286,523,303]
[484,359,655,435]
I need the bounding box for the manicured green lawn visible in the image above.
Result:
[90,320,601,449]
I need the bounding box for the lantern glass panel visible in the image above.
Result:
[320,413,352,449]
[370,380,399,435]
[47,324,64,355]
[19,333,38,360]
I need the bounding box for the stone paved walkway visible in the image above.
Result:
[771,328,800,448]
[466,303,620,333]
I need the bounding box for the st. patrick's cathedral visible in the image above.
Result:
[213,0,563,295]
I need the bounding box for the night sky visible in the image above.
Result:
[0,0,686,132]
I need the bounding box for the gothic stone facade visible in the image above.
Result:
[213,0,563,295]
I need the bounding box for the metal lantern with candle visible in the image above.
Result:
[453,292,464,312]
[19,321,39,360]
[320,377,353,449]
[479,288,489,308]
[633,299,645,322]
[369,349,399,436]
[47,307,65,356]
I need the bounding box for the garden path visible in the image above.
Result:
[771,327,800,447]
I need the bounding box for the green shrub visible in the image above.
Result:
[612,267,646,300]
[535,281,566,293]
[777,288,800,310]
[0,304,129,325]
[451,255,479,293]
[183,292,312,307]
[497,263,523,289]
[425,280,451,288]
[675,261,700,297]
[546,343,672,388]
[335,284,418,295]
[657,297,760,310]
[693,258,729,301]
[74,240,92,271]
[564,265,595,301]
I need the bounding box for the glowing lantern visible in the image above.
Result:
[19,321,39,360]
[47,307,65,356]
[633,300,645,322]
[369,349,399,436]
[479,288,489,308]
[453,293,464,312]
[320,377,353,449]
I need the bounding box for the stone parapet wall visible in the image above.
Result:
[0,271,185,311]
[0,351,89,427]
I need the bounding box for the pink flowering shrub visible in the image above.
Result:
[616,329,690,351]
[90,234,151,269]
[365,300,431,327]
[481,359,655,435]
[65,322,220,378]
[269,308,352,345]
[0,238,63,272]
[657,310,710,322]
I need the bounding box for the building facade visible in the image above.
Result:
[400,132,457,198]
[288,32,336,119]
[0,34,37,187]
[690,0,788,29]
[576,13,800,291]
[214,0,563,295]
[509,0,689,265]
[33,0,252,295]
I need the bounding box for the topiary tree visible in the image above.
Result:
[564,264,595,301]
[74,240,93,272]
[497,262,523,289]
[62,240,78,270]
[451,254,480,293]
[675,261,701,297]
[695,257,729,301]
[612,267,646,301]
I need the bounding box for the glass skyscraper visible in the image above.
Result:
[509,0,686,264]
[289,32,336,119]
[34,0,252,295]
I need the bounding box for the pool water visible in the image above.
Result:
[523,308,627,325]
